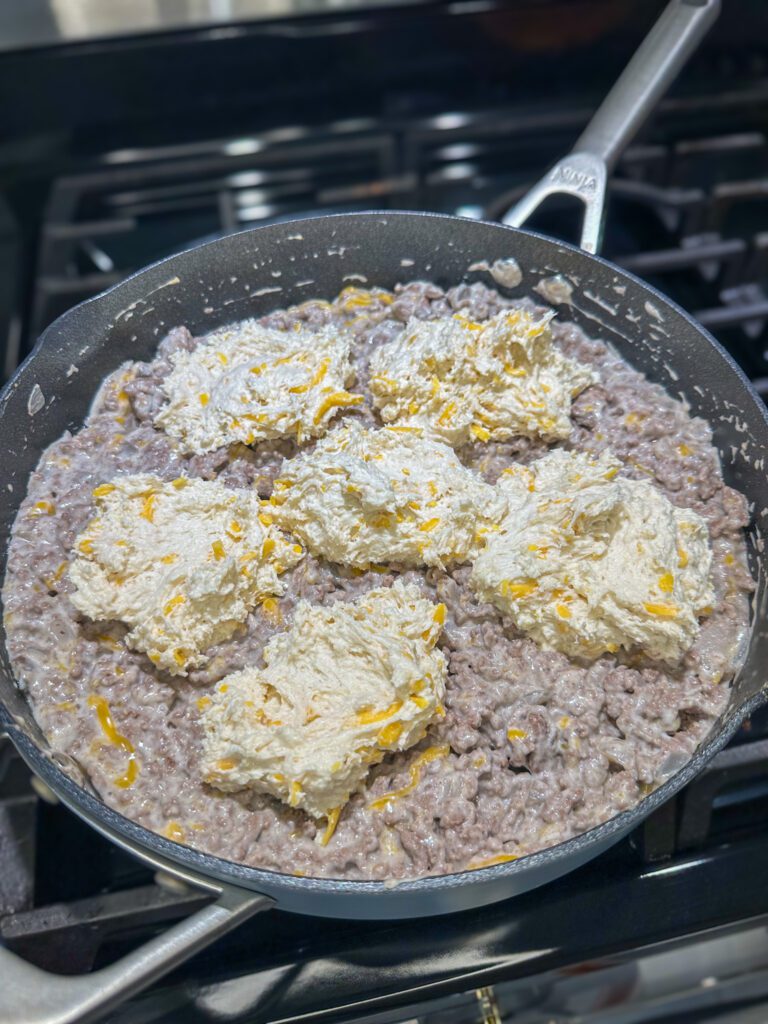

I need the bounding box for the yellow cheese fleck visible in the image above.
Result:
[501,579,538,599]
[88,695,139,789]
[643,602,679,618]
[211,539,225,560]
[378,721,404,747]
[355,699,404,725]
[163,594,186,616]
[92,484,116,498]
[507,728,527,740]
[320,807,341,846]
[261,596,282,622]
[469,853,518,869]
[369,745,450,810]
[437,401,457,426]
[289,358,329,394]
[140,493,156,522]
[658,572,674,593]
[419,517,440,533]
[313,391,364,424]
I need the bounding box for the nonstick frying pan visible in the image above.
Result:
[2,2,765,1022]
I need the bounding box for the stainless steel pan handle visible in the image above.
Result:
[0,880,270,1024]
[503,0,720,254]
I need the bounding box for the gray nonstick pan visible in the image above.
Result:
[2,2,763,1022]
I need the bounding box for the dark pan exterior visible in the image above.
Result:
[1,212,766,919]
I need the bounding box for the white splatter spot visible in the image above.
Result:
[644,301,664,322]
[490,258,522,289]
[27,384,45,416]
[535,275,573,305]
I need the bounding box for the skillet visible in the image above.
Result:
[2,2,765,1022]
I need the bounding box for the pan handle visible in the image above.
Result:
[0,882,271,1024]
[502,0,720,254]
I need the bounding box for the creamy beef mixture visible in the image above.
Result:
[2,281,753,880]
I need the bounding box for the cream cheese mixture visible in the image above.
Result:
[271,421,507,569]
[69,474,302,674]
[369,307,596,445]
[470,450,715,665]
[201,581,447,823]
[157,320,362,452]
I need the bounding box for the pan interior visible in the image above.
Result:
[1,211,766,894]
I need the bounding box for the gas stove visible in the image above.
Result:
[3,2,768,1022]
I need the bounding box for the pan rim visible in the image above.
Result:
[2,209,767,899]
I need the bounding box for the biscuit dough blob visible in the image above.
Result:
[369,308,596,447]
[200,581,448,820]
[156,320,363,453]
[69,475,303,675]
[470,450,715,663]
[270,422,507,569]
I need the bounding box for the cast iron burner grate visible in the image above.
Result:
[14,79,768,397]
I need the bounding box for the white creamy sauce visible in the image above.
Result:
[644,300,665,322]
[583,290,618,317]
[467,258,522,289]
[27,384,45,416]
[490,258,523,288]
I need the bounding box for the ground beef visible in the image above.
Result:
[1,281,752,881]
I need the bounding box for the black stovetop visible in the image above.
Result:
[3,3,768,1022]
